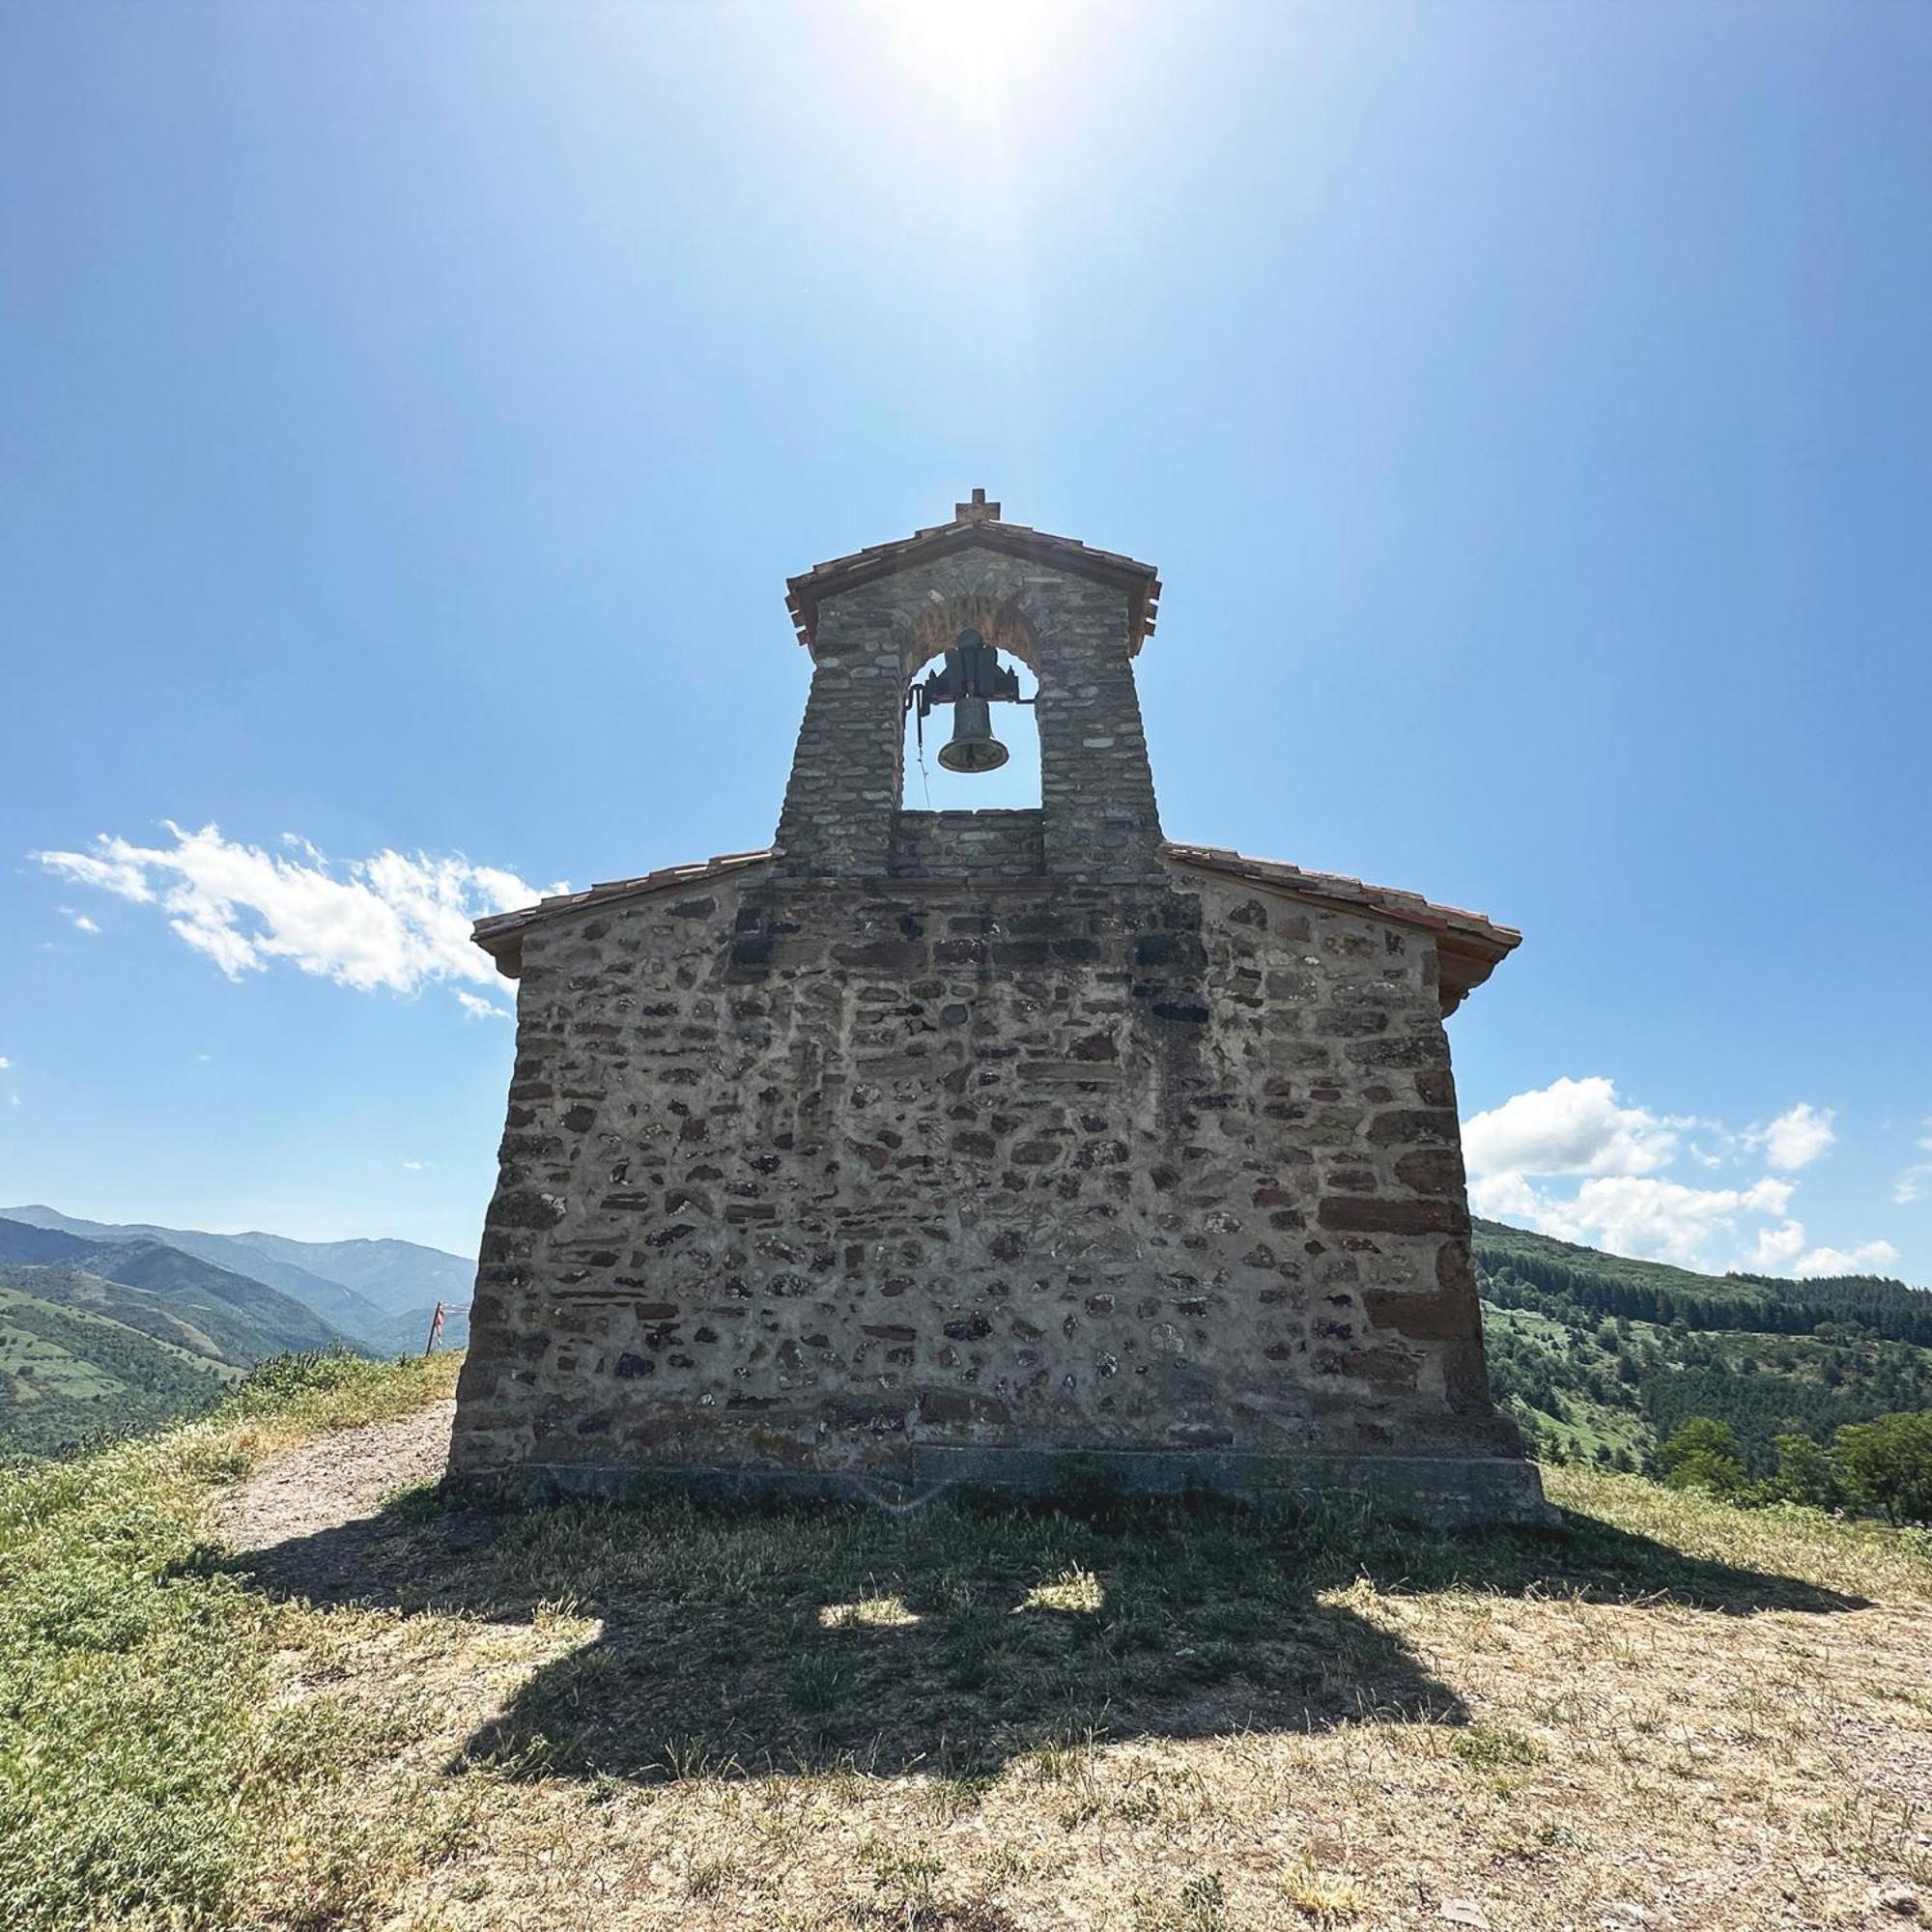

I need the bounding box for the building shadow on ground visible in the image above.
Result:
[222,1483,1869,1785]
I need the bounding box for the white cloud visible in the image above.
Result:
[1747,1102,1836,1171]
[0,1056,11,1071]
[401,1160,426,1172]
[1467,1077,1898,1275]
[1788,1238,1899,1278]
[1463,1076,1680,1182]
[1888,1119,1932,1207]
[1465,1169,1545,1223]
[71,914,101,934]
[1748,1217,1902,1277]
[1503,1173,1797,1269]
[1749,1219,1810,1272]
[37,822,557,1010]
[455,989,513,1020]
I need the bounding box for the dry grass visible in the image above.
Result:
[10,1359,1932,1929]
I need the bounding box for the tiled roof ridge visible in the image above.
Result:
[471,847,774,951]
[1161,841,1520,955]
[470,838,1517,971]
[795,517,1159,585]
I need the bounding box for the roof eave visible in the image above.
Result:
[469,849,776,981]
[1160,841,1520,1017]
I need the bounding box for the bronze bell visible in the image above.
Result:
[938,695,1009,773]
[914,629,1024,775]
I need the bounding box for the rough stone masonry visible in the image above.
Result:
[450,494,1552,1525]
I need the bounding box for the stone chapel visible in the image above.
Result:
[449,494,1551,1525]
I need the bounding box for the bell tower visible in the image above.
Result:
[775,492,1166,882]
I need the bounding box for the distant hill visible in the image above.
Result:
[223,1229,476,1315]
[0,1220,350,1366]
[1,1207,473,1353]
[1472,1218,1932,1344]
[0,1211,366,1457]
[0,1207,483,1457]
[1472,1218,1932,1471]
[0,1276,236,1458]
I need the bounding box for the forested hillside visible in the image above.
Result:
[1473,1218,1932,1471]
[0,1279,236,1458]
[0,1221,348,1362]
[0,1218,361,1457]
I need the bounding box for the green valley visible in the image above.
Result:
[0,1209,479,1458]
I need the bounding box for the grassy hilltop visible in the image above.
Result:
[1,1352,1927,1931]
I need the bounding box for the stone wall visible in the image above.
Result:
[454,523,1545,1523]
[891,810,1044,880]
[450,855,1535,1516]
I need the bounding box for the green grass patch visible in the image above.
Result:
[0,1350,458,1930]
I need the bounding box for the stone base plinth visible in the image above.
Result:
[449,1446,1558,1532]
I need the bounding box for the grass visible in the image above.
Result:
[1,1354,1928,1928]
[0,1350,463,1931]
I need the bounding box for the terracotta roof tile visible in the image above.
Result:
[471,848,773,975]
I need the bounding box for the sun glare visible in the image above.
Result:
[865,0,1093,126]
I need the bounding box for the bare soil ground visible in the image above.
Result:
[216,1405,1932,1932]
[219,1396,455,1551]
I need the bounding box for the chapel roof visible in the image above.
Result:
[470,839,1519,1011]
[784,490,1162,658]
[1160,842,1521,1012]
[470,845,772,975]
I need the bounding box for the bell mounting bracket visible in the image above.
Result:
[906,630,1028,731]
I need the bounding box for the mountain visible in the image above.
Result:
[0,1211,372,1456]
[0,1220,352,1367]
[0,1274,236,1458]
[219,1230,475,1315]
[1,1207,473,1350]
[0,1207,481,1458]
[0,1206,391,1336]
[1472,1218,1932,1472]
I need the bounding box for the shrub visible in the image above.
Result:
[226,1349,373,1414]
[1833,1412,1932,1525]
[1660,1416,1748,1499]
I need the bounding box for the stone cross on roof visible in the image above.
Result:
[954,487,1001,523]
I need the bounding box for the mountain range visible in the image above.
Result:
[0,1208,475,1456]
[1,1207,473,1351]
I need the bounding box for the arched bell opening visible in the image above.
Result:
[899,632,1042,812]
[897,590,1042,680]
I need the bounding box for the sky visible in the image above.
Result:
[3,2,1929,1281]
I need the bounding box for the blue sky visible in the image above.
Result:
[4,3,1928,1279]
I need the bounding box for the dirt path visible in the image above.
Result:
[217,1398,456,1552]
